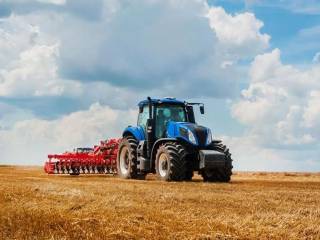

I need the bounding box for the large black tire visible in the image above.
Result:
[155,142,187,181]
[117,136,146,180]
[201,142,233,182]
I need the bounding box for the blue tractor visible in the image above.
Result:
[117,97,233,182]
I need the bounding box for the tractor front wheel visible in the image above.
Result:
[155,142,186,181]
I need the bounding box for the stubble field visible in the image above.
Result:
[0,166,320,240]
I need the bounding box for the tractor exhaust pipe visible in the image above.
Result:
[146,96,153,159]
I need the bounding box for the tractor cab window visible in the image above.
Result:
[155,105,186,138]
[137,105,149,132]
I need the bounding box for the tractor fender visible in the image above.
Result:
[122,126,145,141]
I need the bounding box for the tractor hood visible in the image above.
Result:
[166,121,212,147]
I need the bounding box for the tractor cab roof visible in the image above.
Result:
[138,97,185,107]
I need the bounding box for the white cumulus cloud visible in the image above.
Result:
[0,103,136,165]
[207,6,270,59]
[303,91,320,129]
[0,43,82,97]
[0,15,82,98]
[232,48,320,158]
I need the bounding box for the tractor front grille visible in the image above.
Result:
[193,126,207,146]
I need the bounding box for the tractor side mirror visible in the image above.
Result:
[139,106,143,113]
[200,105,205,114]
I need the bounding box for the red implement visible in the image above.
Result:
[44,138,121,175]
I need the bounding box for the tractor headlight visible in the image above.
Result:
[187,128,197,145]
[206,129,212,145]
[179,127,197,145]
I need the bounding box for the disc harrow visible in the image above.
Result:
[44,138,121,175]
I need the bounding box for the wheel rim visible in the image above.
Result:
[158,153,169,177]
[119,146,130,175]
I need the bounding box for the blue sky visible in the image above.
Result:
[211,0,320,63]
[0,0,319,171]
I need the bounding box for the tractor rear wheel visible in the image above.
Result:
[155,142,186,181]
[201,142,233,182]
[117,136,146,180]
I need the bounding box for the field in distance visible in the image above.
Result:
[1,166,320,239]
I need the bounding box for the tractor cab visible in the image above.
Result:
[137,98,203,140]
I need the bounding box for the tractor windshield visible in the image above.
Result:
[155,104,186,138]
